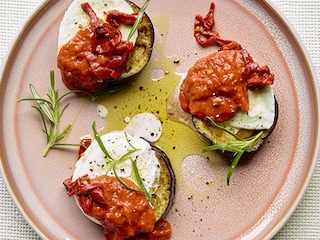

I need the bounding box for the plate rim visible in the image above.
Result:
[262,1,320,239]
[0,1,55,239]
[0,0,319,239]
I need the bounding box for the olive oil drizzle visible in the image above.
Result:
[97,16,208,187]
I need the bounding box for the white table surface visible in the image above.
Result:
[0,0,319,239]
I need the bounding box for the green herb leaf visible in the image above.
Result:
[202,116,263,185]
[112,164,142,192]
[18,70,87,156]
[29,84,54,122]
[91,122,154,206]
[92,121,113,160]
[131,158,155,206]
[127,0,150,41]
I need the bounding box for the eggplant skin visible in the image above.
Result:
[118,0,154,80]
[193,97,279,152]
[149,143,176,221]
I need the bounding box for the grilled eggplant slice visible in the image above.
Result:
[193,98,278,152]
[150,143,176,221]
[64,133,175,226]
[57,0,154,92]
[119,0,154,80]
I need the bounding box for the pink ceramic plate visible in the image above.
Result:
[0,0,319,239]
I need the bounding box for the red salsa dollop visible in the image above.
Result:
[64,174,172,240]
[179,2,274,123]
[57,2,137,92]
[64,137,172,240]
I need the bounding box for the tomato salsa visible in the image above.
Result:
[57,2,136,92]
[64,174,171,240]
[64,137,172,240]
[180,50,249,123]
[179,2,274,123]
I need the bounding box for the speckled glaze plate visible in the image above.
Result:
[0,0,319,239]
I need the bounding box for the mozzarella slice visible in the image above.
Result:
[58,0,138,49]
[72,113,163,225]
[72,131,160,193]
[174,73,275,130]
[72,131,161,224]
[225,85,275,130]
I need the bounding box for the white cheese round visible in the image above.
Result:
[72,113,163,225]
[225,85,275,130]
[72,131,161,194]
[58,0,138,49]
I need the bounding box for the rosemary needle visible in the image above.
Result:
[92,121,155,206]
[18,69,134,156]
[127,0,150,41]
[18,70,89,157]
[202,116,263,185]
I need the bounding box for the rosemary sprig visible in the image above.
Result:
[127,0,150,41]
[92,122,155,207]
[202,116,263,185]
[18,70,91,157]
